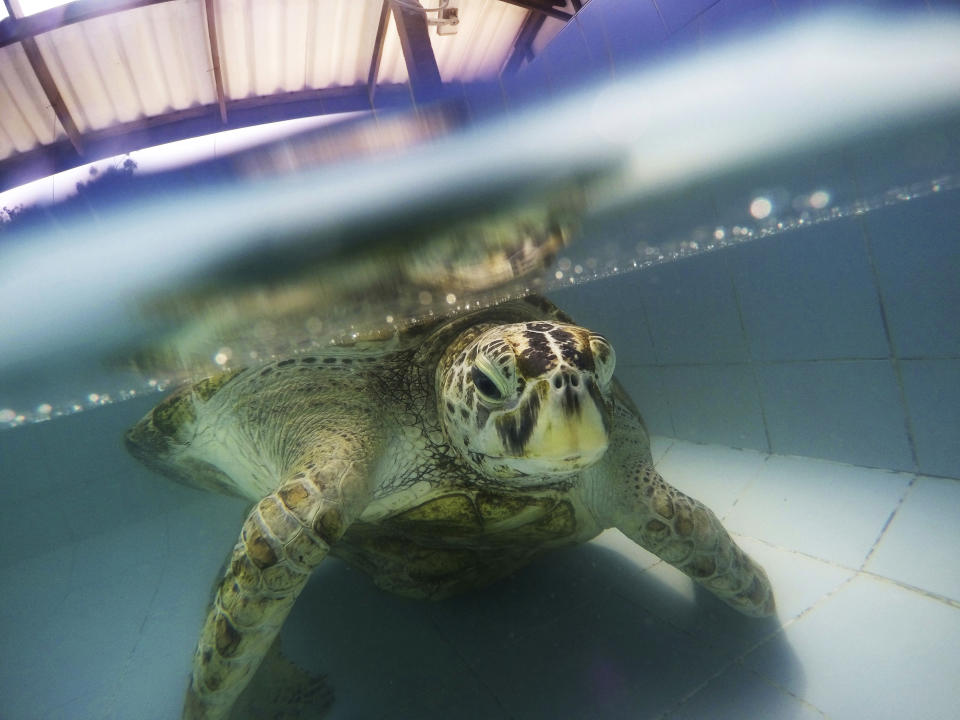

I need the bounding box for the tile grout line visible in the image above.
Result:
[727,251,773,454]
[856,568,960,611]
[651,436,958,482]
[859,474,917,571]
[745,665,831,720]
[636,288,678,437]
[422,609,515,720]
[656,574,856,720]
[737,530,960,610]
[649,0,671,34]
[852,173,921,475]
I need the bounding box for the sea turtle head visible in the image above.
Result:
[437,320,616,481]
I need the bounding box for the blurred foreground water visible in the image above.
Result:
[1,11,958,428]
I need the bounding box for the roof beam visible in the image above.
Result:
[0,83,416,192]
[202,0,227,123]
[3,0,84,156]
[496,1,572,22]
[388,0,443,105]
[366,0,390,106]
[502,11,546,75]
[0,0,176,49]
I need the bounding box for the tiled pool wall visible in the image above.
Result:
[551,191,960,479]
[540,0,960,479]
[552,193,960,478]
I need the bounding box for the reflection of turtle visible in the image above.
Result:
[126,296,774,720]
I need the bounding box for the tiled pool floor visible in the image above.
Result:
[1,400,957,719]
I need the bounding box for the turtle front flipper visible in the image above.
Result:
[586,393,774,618]
[185,433,380,720]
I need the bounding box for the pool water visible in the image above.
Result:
[1,5,959,720]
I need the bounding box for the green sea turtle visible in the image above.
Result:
[126,296,774,720]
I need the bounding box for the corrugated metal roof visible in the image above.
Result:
[0,41,66,153]
[0,0,578,191]
[378,0,529,84]
[34,1,216,132]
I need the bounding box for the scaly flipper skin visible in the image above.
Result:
[186,430,381,719]
[126,297,774,720]
[584,389,774,616]
[127,363,386,720]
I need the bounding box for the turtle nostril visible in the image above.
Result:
[553,375,563,390]
[570,375,579,387]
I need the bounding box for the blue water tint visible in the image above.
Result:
[757,359,914,470]
[900,360,960,478]
[865,193,960,358]
[655,0,720,33]
[729,218,889,362]
[585,0,668,73]
[698,0,779,36]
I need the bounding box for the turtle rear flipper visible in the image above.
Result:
[232,637,333,720]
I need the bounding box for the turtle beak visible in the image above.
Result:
[495,376,610,473]
[531,375,609,466]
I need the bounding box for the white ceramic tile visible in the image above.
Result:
[659,364,768,451]
[664,662,825,720]
[655,440,767,519]
[723,455,911,568]
[65,512,172,592]
[615,365,676,437]
[280,530,731,720]
[0,489,74,568]
[729,219,888,362]
[609,535,853,658]
[584,527,663,577]
[866,476,960,601]
[900,359,960,479]
[0,421,59,500]
[0,547,73,625]
[3,560,165,719]
[864,191,960,358]
[745,574,960,720]
[464,594,729,720]
[282,560,509,720]
[635,253,749,364]
[757,360,914,471]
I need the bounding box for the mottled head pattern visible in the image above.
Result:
[437,321,616,481]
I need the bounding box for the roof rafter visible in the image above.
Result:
[388,0,443,105]
[502,10,547,75]
[366,0,390,106]
[0,0,176,49]
[202,0,227,124]
[496,0,572,22]
[0,83,414,192]
[3,0,84,156]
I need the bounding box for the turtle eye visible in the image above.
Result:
[471,365,504,402]
[589,334,616,387]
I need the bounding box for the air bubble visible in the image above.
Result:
[749,196,773,219]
